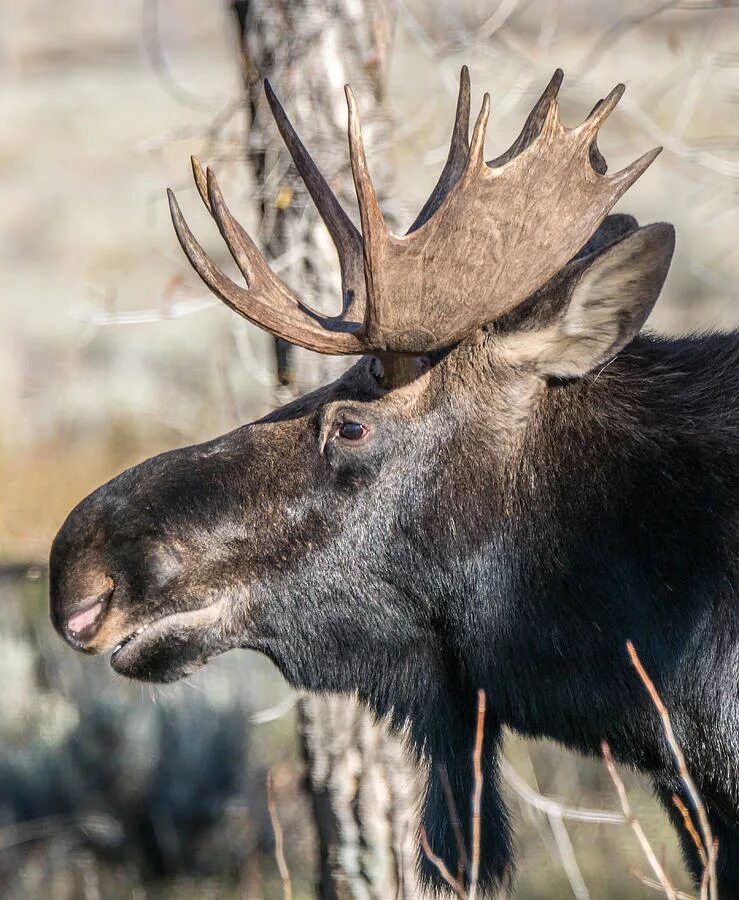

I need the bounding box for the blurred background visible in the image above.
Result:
[1,1,738,897]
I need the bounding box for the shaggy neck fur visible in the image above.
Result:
[266,332,739,892]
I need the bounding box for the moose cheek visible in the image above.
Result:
[147,543,185,590]
[325,439,385,485]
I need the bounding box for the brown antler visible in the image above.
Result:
[168,68,661,357]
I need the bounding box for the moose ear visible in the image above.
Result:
[502,223,675,379]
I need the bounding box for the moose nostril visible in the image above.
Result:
[66,579,114,640]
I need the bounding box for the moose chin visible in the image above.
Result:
[50,67,739,895]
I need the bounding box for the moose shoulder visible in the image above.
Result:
[50,68,739,895]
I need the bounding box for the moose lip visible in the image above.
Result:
[110,622,154,662]
[107,599,230,677]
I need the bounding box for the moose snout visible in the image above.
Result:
[51,566,115,650]
[64,577,114,641]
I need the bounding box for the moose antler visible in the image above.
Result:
[168,68,661,357]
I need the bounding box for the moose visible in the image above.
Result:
[50,67,739,894]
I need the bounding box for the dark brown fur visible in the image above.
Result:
[50,212,739,892]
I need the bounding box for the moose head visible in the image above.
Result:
[51,69,700,891]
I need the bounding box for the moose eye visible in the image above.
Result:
[337,421,368,443]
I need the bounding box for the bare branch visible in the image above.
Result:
[626,641,718,898]
[0,814,121,852]
[473,0,521,42]
[141,0,217,111]
[436,762,469,884]
[76,296,216,327]
[468,689,486,900]
[631,867,697,900]
[501,758,626,825]
[672,794,708,868]
[419,826,466,898]
[602,741,678,900]
[250,693,299,725]
[547,811,591,900]
[574,1,682,75]
[266,770,293,900]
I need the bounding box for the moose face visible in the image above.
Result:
[50,356,449,683]
[51,66,673,690]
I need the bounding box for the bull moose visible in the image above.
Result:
[50,68,739,894]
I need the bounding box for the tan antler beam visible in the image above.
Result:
[168,68,661,357]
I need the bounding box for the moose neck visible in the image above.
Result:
[252,331,737,734]
[459,332,737,743]
[242,331,739,891]
[420,330,738,889]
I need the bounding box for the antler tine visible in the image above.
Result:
[450,65,472,157]
[170,66,666,363]
[264,80,366,320]
[488,68,563,168]
[205,166,259,284]
[264,79,362,252]
[407,65,471,233]
[167,183,363,355]
[168,186,254,312]
[345,85,386,248]
[191,156,211,211]
[345,85,388,343]
[192,157,282,291]
[191,156,265,274]
[577,83,625,141]
[467,92,491,172]
[608,146,662,192]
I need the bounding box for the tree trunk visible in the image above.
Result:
[229,3,425,897]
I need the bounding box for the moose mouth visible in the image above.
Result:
[110,621,155,662]
[108,600,231,683]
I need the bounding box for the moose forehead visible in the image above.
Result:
[262,355,437,427]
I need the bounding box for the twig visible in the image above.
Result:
[602,741,678,900]
[141,0,216,110]
[266,770,293,900]
[75,295,216,327]
[620,94,739,179]
[504,749,596,898]
[436,762,468,884]
[468,689,486,900]
[501,758,626,824]
[0,562,47,580]
[474,0,521,41]
[0,814,121,851]
[574,1,681,75]
[496,863,513,898]
[547,811,590,900]
[77,850,101,900]
[630,867,697,900]
[626,641,718,898]
[701,846,718,900]
[420,826,466,899]
[251,693,299,725]
[672,795,708,868]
